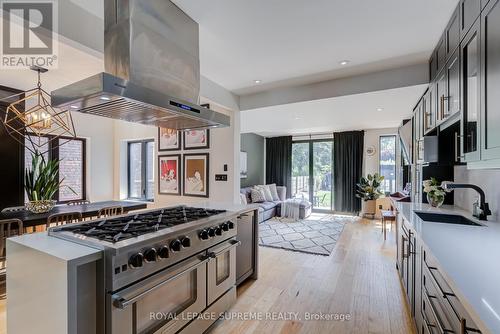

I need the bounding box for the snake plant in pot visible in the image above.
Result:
[24,151,74,213]
[356,173,385,217]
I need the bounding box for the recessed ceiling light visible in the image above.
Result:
[100,96,111,101]
[254,80,262,84]
[339,60,350,66]
[70,105,79,109]
[376,107,384,112]
[295,117,301,120]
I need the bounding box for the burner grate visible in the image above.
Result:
[56,206,226,242]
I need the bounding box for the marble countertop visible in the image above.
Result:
[394,201,500,334]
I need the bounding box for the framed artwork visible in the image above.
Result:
[183,153,209,197]
[183,129,210,150]
[158,154,181,195]
[158,128,181,151]
[240,152,248,179]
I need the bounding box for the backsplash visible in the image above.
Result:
[454,166,500,221]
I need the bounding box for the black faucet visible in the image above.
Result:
[441,182,492,221]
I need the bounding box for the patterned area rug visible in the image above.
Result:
[258,214,349,256]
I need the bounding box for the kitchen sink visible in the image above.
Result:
[414,212,484,226]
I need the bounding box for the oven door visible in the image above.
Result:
[109,253,209,334]
[207,238,240,305]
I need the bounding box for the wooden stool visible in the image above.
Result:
[381,210,396,240]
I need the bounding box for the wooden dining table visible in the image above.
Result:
[0,200,148,228]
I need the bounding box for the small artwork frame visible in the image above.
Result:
[240,151,248,179]
[158,128,181,151]
[183,129,210,150]
[183,153,209,198]
[158,154,181,195]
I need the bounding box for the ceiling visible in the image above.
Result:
[240,84,428,136]
[173,0,459,95]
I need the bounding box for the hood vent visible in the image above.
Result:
[51,0,230,130]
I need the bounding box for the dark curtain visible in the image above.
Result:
[266,136,292,198]
[334,131,364,213]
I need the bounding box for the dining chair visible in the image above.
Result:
[46,212,82,229]
[67,200,90,206]
[97,206,123,218]
[0,218,24,283]
[1,206,25,213]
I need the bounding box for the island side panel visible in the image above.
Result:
[7,239,69,334]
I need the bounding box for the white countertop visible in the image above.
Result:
[394,202,500,334]
[8,232,102,264]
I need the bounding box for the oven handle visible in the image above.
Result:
[113,256,210,310]
[209,239,241,258]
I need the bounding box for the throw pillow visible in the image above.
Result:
[250,188,266,203]
[239,193,247,205]
[255,185,273,202]
[267,183,280,201]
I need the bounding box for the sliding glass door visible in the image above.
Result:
[292,140,333,211]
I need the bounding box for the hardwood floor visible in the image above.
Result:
[0,216,414,334]
[211,215,416,334]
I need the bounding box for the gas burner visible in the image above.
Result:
[56,206,226,242]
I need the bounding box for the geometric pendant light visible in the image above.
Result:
[1,66,77,155]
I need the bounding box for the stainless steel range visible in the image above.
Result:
[49,206,240,334]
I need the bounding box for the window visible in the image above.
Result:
[128,140,154,201]
[379,135,396,194]
[24,135,86,202]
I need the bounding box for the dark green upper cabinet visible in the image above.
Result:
[460,0,481,37]
[429,52,437,82]
[446,50,461,119]
[480,0,500,160]
[461,20,481,162]
[424,85,436,134]
[436,34,447,73]
[446,7,461,56]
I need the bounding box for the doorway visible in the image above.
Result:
[291,139,333,212]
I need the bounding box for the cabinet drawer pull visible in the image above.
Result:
[427,266,455,298]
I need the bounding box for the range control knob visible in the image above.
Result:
[170,239,182,252]
[143,248,157,263]
[181,236,191,248]
[221,222,229,231]
[215,226,222,236]
[208,227,216,238]
[157,246,169,259]
[199,229,209,240]
[128,253,144,269]
[227,221,235,229]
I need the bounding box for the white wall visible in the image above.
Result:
[112,100,240,207]
[71,112,115,202]
[363,127,399,176]
[453,166,500,220]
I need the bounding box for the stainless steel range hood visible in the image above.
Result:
[51,0,230,130]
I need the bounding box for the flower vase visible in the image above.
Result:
[427,193,444,208]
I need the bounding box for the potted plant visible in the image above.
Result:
[356,173,385,217]
[423,178,450,208]
[24,151,74,213]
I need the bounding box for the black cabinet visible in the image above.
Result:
[480,0,500,160]
[461,20,481,162]
[429,53,438,82]
[0,86,24,210]
[460,0,481,37]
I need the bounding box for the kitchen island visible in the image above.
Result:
[7,203,259,334]
[393,201,500,334]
